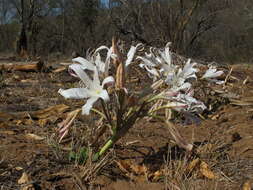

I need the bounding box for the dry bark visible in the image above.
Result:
[0,60,44,72]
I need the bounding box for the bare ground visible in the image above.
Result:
[0,56,253,190]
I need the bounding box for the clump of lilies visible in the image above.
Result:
[58,38,224,161]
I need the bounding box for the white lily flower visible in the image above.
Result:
[165,71,192,92]
[59,64,114,115]
[165,59,198,92]
[157,43,176,74]
[137,45,172,80]
[138,42,179,83]
[201,66,224,84]
[202,66,223,79]
[179,59,198,80]
[155,43,178,80]
[175,93,206,112]
[159,42,172,66]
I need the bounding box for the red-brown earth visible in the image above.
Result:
[0,55,253,190]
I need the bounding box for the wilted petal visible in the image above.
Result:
[72,57,95,71]
[68,66,78,77]
[82,97,98,115]
[58,88,89,99]
[102,76,115,88]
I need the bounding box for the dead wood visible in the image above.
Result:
[0,60,45,72]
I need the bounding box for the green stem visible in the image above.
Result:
[93,136,116,161]
[99,138,114,156]
[100,99,113,127]
[93,101,146,162]
[91,108,106,119]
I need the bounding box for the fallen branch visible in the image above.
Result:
[0,60,45,72]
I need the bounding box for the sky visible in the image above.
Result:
[101,0,109,7]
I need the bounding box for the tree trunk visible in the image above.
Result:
[16,25,28,56]
[16,0,28,57]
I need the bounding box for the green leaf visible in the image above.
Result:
[68,147,89,164]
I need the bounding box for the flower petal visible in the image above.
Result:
[208,70,223,78]
[214,80,224,85]
[165,42,172,63]
[165,72,175,84]
[160,46,171,65]
[104,47,113,75]
[173,82,192,92]
[82,97,98,115]
[102,76,115,88]
[95,45,109,53]
[99,89,110,102]
[69,64,93,88]
[92,66,101,88]
[202,67,223,79]
[95,53,105,73]
[58,88,89,99]
[144,66,160,78]
[181,59,198,79]
[207,79,225,84]
[72,57,95,71]
[125,43,142,67]
[137,56,156,67]
[166,102,188,108]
